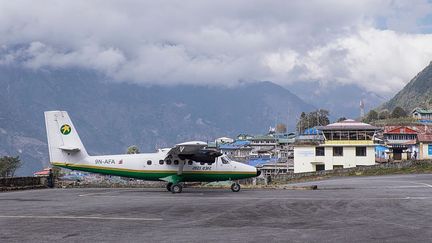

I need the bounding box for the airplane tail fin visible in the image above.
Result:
[44,111,88,164]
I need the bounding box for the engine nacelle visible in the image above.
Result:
[178,148,222,163]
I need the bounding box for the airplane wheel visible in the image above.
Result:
[171,184,183,193]
[166,182,173,192]
[231,183,241,192]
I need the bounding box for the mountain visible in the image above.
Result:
[382,61,432,112]
[0,66,314,175]
[286,81,387,120]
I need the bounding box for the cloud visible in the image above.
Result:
[0,0,432,94]
[21,42,126,74]
[291,28,432,94]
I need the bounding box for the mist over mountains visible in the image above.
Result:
[0,66,314,175]
[287,82,387,119]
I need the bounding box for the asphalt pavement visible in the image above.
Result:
[1,174,432,242]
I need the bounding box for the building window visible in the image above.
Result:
[315,164,325,171]
[356,147,366,156]
[333,147,343,156]
[147,160,152,165]
[315,147,325,156]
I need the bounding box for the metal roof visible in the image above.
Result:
[219,140,251,150]
[412,108,432,114]
[317,119,379,131]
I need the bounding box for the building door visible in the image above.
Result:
[315,164,325,171]
[393,149,402,160]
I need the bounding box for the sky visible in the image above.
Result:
[1,0,432,96]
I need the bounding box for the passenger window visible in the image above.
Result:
[188,160,193,165]
[200,162,205,165]
[159,160,164,165]
[174,160,179,165]
[221,157,229,164]
[147,160,152,165]
[166,160,172,165]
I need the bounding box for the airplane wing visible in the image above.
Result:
[165,141,222,164]
[164,141,222,178]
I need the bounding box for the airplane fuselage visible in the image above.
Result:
[52,150,257,182]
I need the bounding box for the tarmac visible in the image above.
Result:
[1,174,432,242]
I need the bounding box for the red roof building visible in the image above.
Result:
[34,168,51,177]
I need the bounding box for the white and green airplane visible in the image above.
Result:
[45,111,259,193]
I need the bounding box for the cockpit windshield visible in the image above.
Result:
[221,155,231,164]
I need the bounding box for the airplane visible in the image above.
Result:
[45,111,260,193]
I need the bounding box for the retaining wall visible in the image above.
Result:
[0,177,46,191]
[271,160,432,182]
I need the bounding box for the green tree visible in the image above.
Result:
[296,109,330,133]
[363,110,378,123]
[0,156,22,177]
[391,106,407,118]
[127,145,140,154]
[378,109,391,120]
[336,117,347,122]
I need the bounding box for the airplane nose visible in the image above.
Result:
[256,169,261,177]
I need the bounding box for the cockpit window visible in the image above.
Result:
[221,157,230,164]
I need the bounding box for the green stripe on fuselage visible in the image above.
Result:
[52,163,256,182]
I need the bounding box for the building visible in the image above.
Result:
[220,132,296,174]
[412,108,432,121]
[34,168,51,177]
[254,161,290,176]
[383,126,418,160]
[418,134,432,159]
[215,137,234,144]
[219,140,253,162]
[294,119,379,173]
[381,124,432,160]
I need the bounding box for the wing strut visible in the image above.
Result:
[177,160,185,175]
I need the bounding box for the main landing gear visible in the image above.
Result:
[166,182,173,192]
[166,182,240,193]
[231,182,241,192]
[166,182,183,193]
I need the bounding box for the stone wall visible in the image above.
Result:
[271,159,432,183]
[0,177,46,191]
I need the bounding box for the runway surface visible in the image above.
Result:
[1,174,432,242]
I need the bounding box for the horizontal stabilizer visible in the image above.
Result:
[59,146,81,152]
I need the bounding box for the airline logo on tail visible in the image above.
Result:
[60,124,72,135]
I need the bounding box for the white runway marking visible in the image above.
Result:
[0,215,163,221]
[78,191,122,197]
[411,182,432,188]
